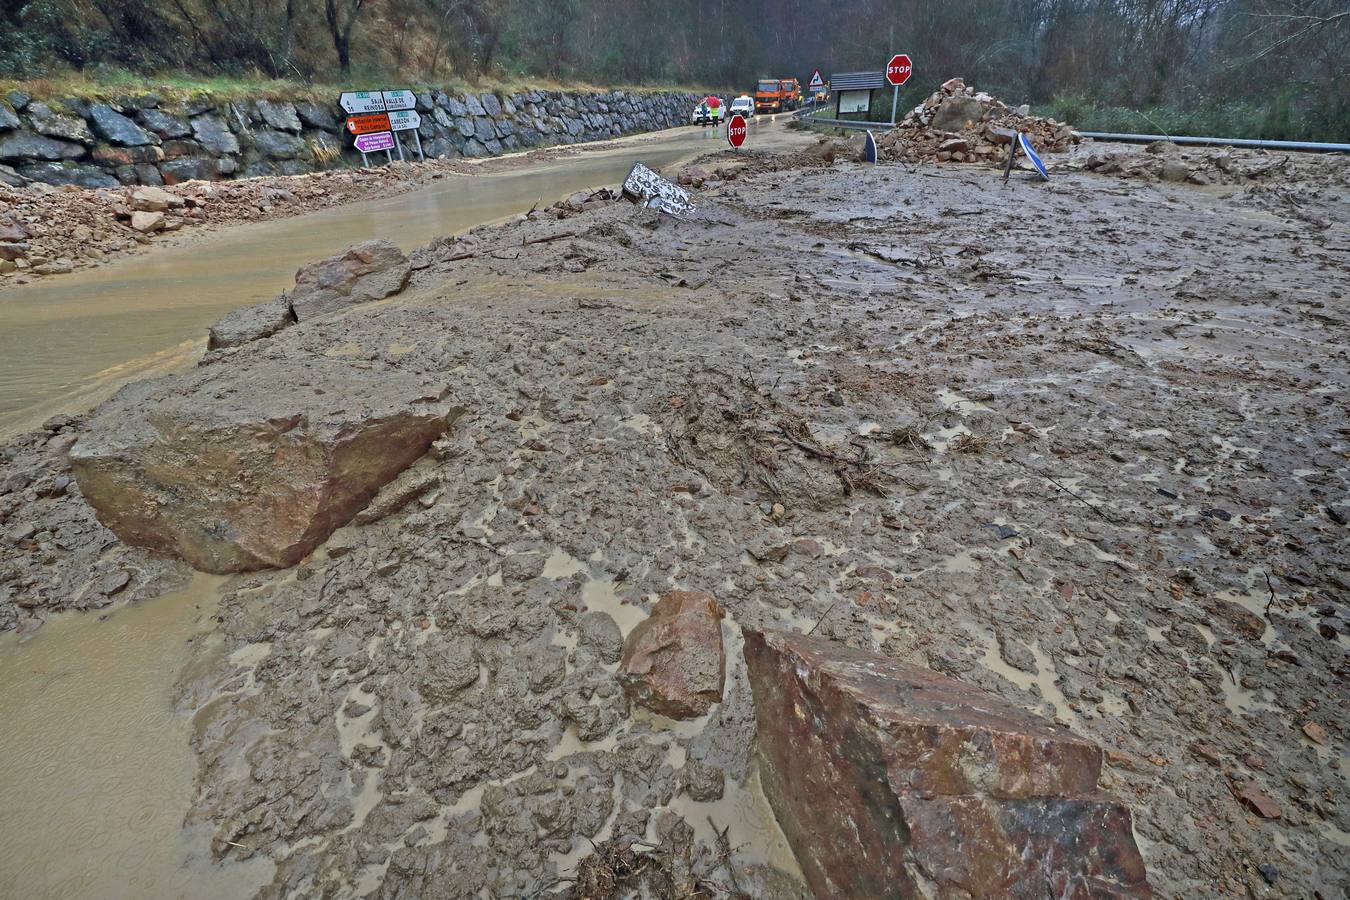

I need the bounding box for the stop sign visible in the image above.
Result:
[886,54,913,86]
[727,113,748,148]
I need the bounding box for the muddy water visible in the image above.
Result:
[0,574,275,898]
[0,122,788,439]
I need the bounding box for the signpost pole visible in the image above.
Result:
[393,132,406,162]
[385,149,393,164]
[891,85,899,125]
[360,150,369,168]
[412,130,425,162]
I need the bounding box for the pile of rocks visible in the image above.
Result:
[1074,140,1323,186]
[0,163,439,279]
[0,87,699,190]
[877,77,1079,164]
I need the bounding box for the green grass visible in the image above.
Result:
[1039,92,1349,143]
[0,66,705,105]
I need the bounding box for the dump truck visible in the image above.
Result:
[755,78,800,113]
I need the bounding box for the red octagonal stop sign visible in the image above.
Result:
[887,53,913,86]
[727,113,748,148]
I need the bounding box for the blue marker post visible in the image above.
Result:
[1003,132,1050,183]
[864,130,878,164]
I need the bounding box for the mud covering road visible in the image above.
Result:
[2,139,1348,897]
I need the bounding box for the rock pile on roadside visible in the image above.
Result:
[0,163,447,282]
[877,77,1079,164]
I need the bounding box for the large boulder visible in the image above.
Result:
[295,101,339,131]
[289,240,412,321]
[252,128,306,160]
[930,95,987,132]
[617,591,725,719]
[70,359,461,573]
[0,132,85,161]
[207,296,294,350]
[191,115,240,155]
[256,99,302,132]
[27,102,94,144]
[139,108,192,139]
[742,630,1152,900]
[89,103,153,146]
[18,162,115,187]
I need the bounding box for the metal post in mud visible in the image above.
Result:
[412,130,425,162]
[890,85,899,125]
[359,150,369,168]
[384,148,393,164]
[393,132,406,163]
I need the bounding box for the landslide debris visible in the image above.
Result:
[2,132,1348,899]
[69,359,461,573]
[745,630,1151,898]
[877,77,1079,164]
[0,414,189,632]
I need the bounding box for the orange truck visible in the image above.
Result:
[754,78,802,113]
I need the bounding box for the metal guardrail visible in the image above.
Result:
[1076,131,1350,153]
[795,114,889,130]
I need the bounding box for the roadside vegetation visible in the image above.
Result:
[0,0,1345,141]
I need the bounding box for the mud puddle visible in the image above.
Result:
[0,573,274,898]
[0,124,787,440]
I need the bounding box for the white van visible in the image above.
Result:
[730,96,755,118]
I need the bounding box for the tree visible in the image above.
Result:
[325,0,367,74]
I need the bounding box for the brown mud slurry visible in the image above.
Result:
[0,118,804,440]
[1,142,1348,897]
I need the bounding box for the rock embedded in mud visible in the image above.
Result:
[288,239,412,322]
[742,630,1152,899]
[617,591,725,720]
[206,295,295,350]
[69,358,461,573]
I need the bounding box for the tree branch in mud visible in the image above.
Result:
[1009,458,1120,525]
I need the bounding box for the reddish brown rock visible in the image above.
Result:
[1235,783,1282,819]
[743,630,1152,899]
[70,357,460,573]
[1206,597,1266,642]
[618,591,725,719]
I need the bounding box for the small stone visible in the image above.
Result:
[1189,742,1222,766]
[130,185,183,211]
[130,210,166,233]
[7,523,36,543]
[1235,784,1281,819]
[791,538,824,558]
[1257,863,1279,885]
[1302,722,1328,746]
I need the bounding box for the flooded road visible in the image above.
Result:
[0,119,798,439]
[0,574,275,898]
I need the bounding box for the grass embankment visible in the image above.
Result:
[0,68,709,105]
[799,85,1347,143]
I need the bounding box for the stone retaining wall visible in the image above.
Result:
[0,87,702,188]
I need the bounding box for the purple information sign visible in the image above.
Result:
[354,131,396,153]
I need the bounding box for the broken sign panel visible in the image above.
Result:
[621,162,695,215]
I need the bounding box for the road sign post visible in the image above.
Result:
[727,113,748,150]
[886,53,913,125]
[339,91,386,114]
[354,131,396,154]
[346,113,392,135]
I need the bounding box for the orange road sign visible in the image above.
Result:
[346,113,392,135]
